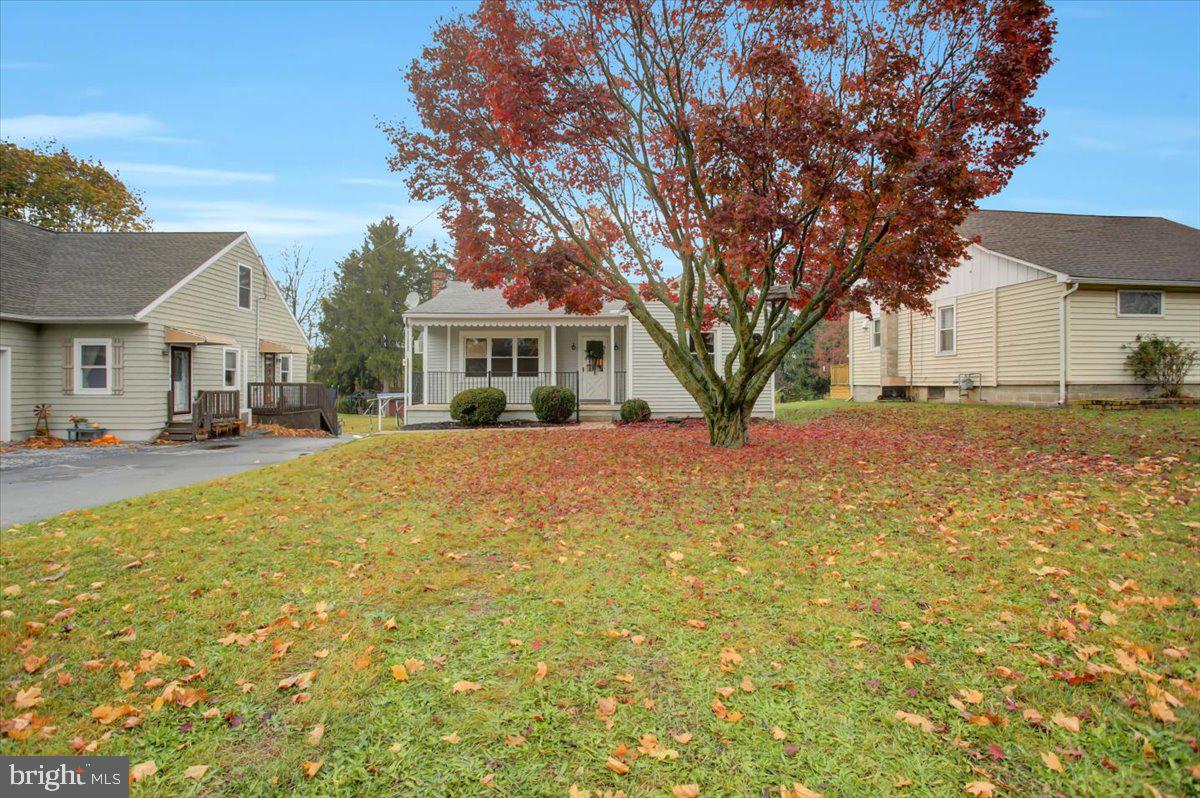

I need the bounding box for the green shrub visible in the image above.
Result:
[531,385,576,423]
[450,387,506,426]
[1123,334,1198,398]
[620,398,651,423]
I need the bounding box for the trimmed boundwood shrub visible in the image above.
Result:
[530,385,576,423]
[620,398,651,423]
[450,387,506,426]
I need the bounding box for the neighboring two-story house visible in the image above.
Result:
[849,211,1200,405]
[0,217,311,441]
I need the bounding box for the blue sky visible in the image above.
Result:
[1,0,1198,284]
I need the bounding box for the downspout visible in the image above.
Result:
[1058,282,1079,405]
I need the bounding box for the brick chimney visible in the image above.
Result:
[430,268,450,298]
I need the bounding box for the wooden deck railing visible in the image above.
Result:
[192,390,240,436]
[248,382,339,434]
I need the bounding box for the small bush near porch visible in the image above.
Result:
[1,405,1196,796]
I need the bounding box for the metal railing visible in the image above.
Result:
[413,371,582,406]
[614,371,627,404]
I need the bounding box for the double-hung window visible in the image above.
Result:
[279,355,292,383]
[76,338,112,394]
[936,305,956,354]
[237,265,252,310]
[463,335,540,376]
[870,318,882,350]
[689,331,715,364]
[1117,290,1163,317]
[223,348,240,389]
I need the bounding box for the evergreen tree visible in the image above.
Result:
[312,217,442,393]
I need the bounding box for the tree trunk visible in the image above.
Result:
[705,402,751,448]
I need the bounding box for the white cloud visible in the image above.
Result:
[109,162,274,187]
[0,60,49,71]
[153,199,445,240]
[0,111,165,141]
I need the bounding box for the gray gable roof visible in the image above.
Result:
[962,210,1200,285]
[1,216,244,319]
[406,279,627,317]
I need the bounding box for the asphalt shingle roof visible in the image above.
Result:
[406,279,627,316]
[961,210,1200,284]
[1,216,243,319]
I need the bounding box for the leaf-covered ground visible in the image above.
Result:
[2,403,1197,797]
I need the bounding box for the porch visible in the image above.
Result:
[403,317,631,423]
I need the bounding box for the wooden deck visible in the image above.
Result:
[249,382,340,434]
[163,389,241,442]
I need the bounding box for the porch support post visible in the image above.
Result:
[608,323,615,403]
[549,324,557,383]
[403,320,411,427]
[625,315,632,403]
[445,324,451,371]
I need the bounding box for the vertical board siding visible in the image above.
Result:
[0,320,41,437]
[629,303,773,417]
[996,278,1063,383]
[1067,289,1200,384]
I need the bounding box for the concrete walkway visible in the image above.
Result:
[0,435,349,527]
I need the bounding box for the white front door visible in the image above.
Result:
[0,348,10,442]
[577,333,608,401]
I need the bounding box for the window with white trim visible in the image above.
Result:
[237,264,252,310]
[870,318,881,350]
[223,348,240,388]
[688,331,715,364]
[936,305,956,354]
[279,354,292,383]
[75,338,112,394]
[463,335,541,376]
[1117,290,1163,317]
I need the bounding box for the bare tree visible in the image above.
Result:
[275,244,328,341]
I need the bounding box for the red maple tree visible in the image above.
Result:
[386,0,1055,446]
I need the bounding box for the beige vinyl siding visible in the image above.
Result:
[849,311,880,387]
[629,303,774,417]
[146,238,309,408]
[0,320,41,438]
[1067,288,1200,384]
[897,292,996,385]
[35,322,160,439]
[996,278,1063,383]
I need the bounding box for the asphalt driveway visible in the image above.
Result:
[0,435,349,527]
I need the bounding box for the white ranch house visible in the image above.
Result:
[402,273,775,424]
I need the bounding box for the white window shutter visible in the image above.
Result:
[62,338,74,395]
[112,338,125,395]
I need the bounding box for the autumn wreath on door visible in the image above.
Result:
[584,340,605,373]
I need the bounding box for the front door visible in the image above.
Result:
[170,346,191,414]
[577,333,608,401]
[263,353,277,384]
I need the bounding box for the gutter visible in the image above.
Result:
[0,313,141,323]
[1058,282,1079,405]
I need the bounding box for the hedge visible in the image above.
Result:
[531,385,576,423]
[450,387,507,426]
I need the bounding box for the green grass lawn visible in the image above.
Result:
[2,404,1197,796]
[337,413,382,435]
